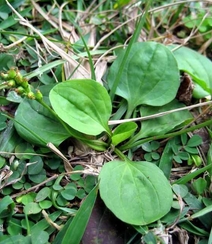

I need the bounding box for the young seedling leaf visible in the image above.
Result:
[50,79,112,136]
[99,160,173,225]
[112,122,137,146]
[169,45,212,98]
[186,135,202,147]
[108,42,180,117]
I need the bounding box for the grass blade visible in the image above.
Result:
[109,0,152,102]
[53,185,98,244]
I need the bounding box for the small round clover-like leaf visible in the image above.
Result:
[49,79,112,136]
[99,160,173,225]
[24,202,41,215]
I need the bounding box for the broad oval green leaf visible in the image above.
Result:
[112,121,137,146]
[169,45,212,98]
[99,160,173,225]
[49,79,112,136]
[108,42,180,117]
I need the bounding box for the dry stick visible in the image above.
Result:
[0,152,48,157]
[108,101,212,125]
[171,12,210,52]
[42,209,62,230]
[10,168,98,199]
[80,0,107,22]
[58,2,70,40]
[199,36,212,54]
[6,0,90,79]
[94,44,124,68]
[31,0,70,41]
[31,0,58,29]
[47,142,73,172]
[0,36,27,50]
[10,174,58,199]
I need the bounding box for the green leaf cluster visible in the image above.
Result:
[1,37,212,243]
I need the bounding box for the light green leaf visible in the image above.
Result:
[16,193,36,205]
[24,202,42,215]
[172,184,188,198]
[35,187,51,202]
[39,200,52,209]
[108,42,180,117]
[112,122,137,146]
[99,160,173,225]
[49,79,112,135]
[6,91,23,103]
[169,45,212,98]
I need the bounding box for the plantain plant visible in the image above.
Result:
[1,40,212,232]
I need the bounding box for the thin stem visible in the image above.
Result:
[25,213,31,235]
[114,147,129,161]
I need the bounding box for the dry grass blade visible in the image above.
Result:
[47,142,73,172]
[6,0,90,79]
[109,101,212,125]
